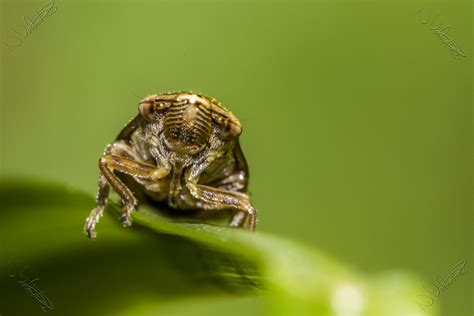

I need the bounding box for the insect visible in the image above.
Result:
[85,91,257,238]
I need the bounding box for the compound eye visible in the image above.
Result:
[212,114,226,125]
[212,113,241,140]
[154,101,169,111]
[140,100,169,121]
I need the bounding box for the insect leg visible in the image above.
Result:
[85,141,170,238]
[209,172,248,193]
[85,142,122,238]
[186,183,257,231]
[84,174,109,238]
[207,172,250,228]
[99,154,170,227]
[229,211,248,228]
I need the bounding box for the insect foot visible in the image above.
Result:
[120,212,133,227]
[84,206,104,239]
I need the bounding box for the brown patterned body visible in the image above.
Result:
[85,92,256,238]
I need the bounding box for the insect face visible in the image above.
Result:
[139,93,242,155]
[163,95,213,155]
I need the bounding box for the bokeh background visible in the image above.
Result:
[1,0,472,315]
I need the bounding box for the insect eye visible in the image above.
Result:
[154,101,169,111]
[212,113,226,125]
[212,113,241,140]
[140,100,169,121]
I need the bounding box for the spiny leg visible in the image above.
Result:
[208,171,248,193]
[229,211,247,228]
[209,172,250,229]
[84,143,119,238]
[85,141,170,238]
[98,156,138,227]
[187,183,257,231]
[85,174,109,238]
[99,154,170,227]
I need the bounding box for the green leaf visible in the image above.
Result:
[0,179,437,316]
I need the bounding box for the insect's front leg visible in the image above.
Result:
[85,174,110,238]
[85,141,170,238]
[186,182,257,231]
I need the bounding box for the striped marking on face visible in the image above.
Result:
[163,95,213,153]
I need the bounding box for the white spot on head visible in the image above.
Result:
[331,283,365,316]
[183,104,199,123]
[189,97,196,104]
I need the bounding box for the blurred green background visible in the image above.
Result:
[1,0,472,315]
